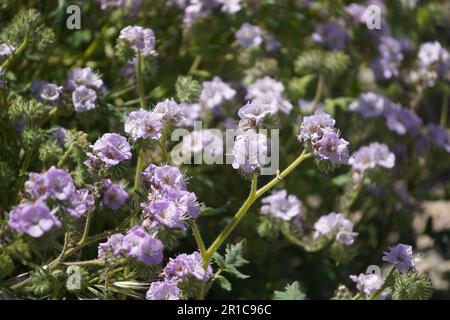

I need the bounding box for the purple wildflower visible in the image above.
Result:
[102,179,129,211]
[66,67,104,91]
[24,173,48,200]
[153,98,184,125]
[235,23,263,48]
[349,142,395,173]
[122,226,164,265]
[87,133,132,167]
[8,201,61,238]
[246,77,291,114]
[298,111,336,142]
[199,77,236,109]
[218,0,241,14]
[65,188,95,219]
[349,92,390,118]
[312,21,347,51]
[427,124,450,153]
[350,273,386,298]
[231,129,268,173]
[98,234,125,259]
[30,81,62,103]
[237,101,274,127]
[141,164,186,191]
[146,281,181,300]
[162,251,212,283]
[50,126,68,147]
[44,166,76,201]
[72,85,97,112]
[384,103,422,136]
[316,129,350,165]
[382,243,415,273]
[147,200,185,229]
[371,36,406,80]
[345,3,367,24]
[418,41,449,69]
[260,190,304,221]
[314,212,357,245]
[125,109,163,141]
[118,26,156,57]
[0,43,15,58]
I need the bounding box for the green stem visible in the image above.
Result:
[133,148,145,192]
[57,144,74,168]
[73,25,107,67]
[55,231,71,266]
[188,55,202,75]
[441,92,448,128]
[204,174,258,262]
[63,259,105,267]
[78,212,93,246]
[312,73,324,108]
[204,151,313,262]
[280,225,307,248]
[352,292,364,300]
[136,51,146,108]
[1,31,29,70]
[158,125,172,164]
[12,148,33,204]
[131,50,148,223]
[191,221,207,258]
[255,150,313,198]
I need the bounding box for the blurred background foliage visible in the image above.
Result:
[0,0,449,299]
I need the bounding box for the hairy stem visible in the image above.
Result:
[57,144,74,168]
[312,72,324,108]
[136,51,146,108]
[204,152,312,262]
[1,31,29,70]
[203,151,313,262]
[204,175,258,262]
[191,221,207,258]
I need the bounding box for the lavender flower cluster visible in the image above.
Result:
[8,167,94,237]
[85,133,132,169]
[260,190,303,222]
[118,25,156,58]
[350,92,450,154]
[314,212,358,246]
[140,164,200,230]
[98,226,164,265]
[66,67,105,112]
[350,243,416,299]
[2,1,445,301]
[298,111,350,165]
[349,142,395,180]
[174,0,242,27]
[146,251,212,300]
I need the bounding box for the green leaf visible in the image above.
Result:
[213,240,250,287]
[273,281,306,300]
[223,240,249,268]
[215,275,232,291]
